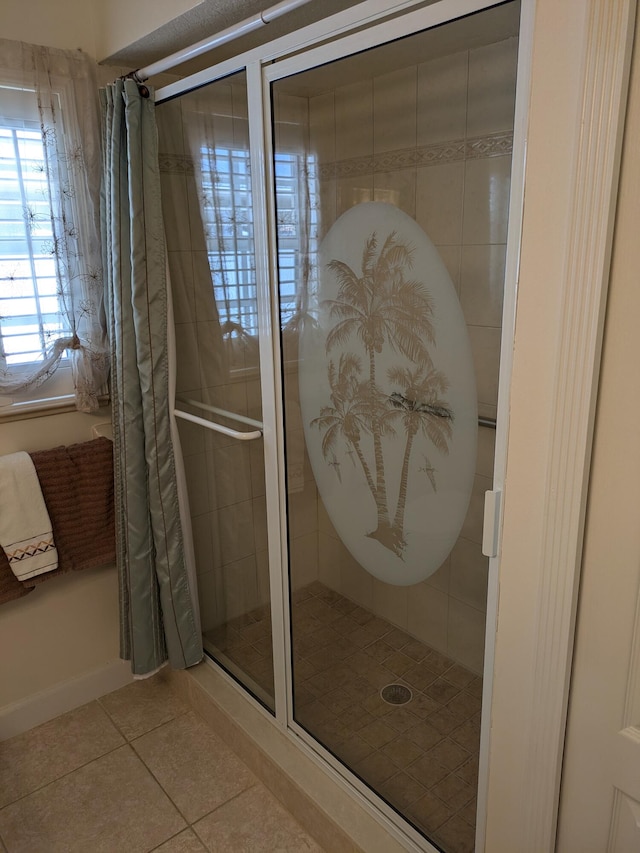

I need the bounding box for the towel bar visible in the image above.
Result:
[173,408,263,441]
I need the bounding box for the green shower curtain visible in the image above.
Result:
[101,79,203,675]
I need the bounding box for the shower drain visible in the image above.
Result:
[380,683,413,706]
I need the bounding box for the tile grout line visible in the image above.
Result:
[97,694,192,744]
[147,826,195,853]
[130,716,260,835]
[0,698,190,817]
[127,731,194,829]
[0,721,127,811]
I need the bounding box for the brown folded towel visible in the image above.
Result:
[0,437,115,605]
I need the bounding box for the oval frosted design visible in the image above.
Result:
[299,202,478,586]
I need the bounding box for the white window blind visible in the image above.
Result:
[0,122,69,367]
[199,145,317,337]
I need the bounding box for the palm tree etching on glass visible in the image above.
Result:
[312,231,453,558]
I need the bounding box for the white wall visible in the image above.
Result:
[3,0,99,55]
[0,410,127,732]
[3,0,204,60]
[0,0,203,734]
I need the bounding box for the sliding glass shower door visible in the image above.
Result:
[270,3,519,850]
[157,71,276,711]
[155,0,522,849]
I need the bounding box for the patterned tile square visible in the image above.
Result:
[364,638,394,662]
[381,734,424,768]
[429,706,463,736]
[406,721,444,751]
[98,675,188,740]
[424,678,462,705]
[407,790,453,834]
[458,797,477,827]
[0,746,184,853]
[455,755,480,787]
[424,649,457,676]
[434,813,476,853]
[0,702,124,808]
[337,705,375,733]
[447,663,479,687]
[362,692,393,719]
[403,662,439,691]
[334,734,374,765]
[377,628,408,651]
[425,738,470,772]
[353,751,397,786]
[400,638,430,662]
[432,772,476,811]
[409,693,441,718]
[385,705,422,734]
[359,719,397,749]
[383,651,417,677]
[132,712,255,823]
[406,754,450,788]
[450,718,481,753]
[379,771,428,810]
[320,686,359,715]
[446,689,482,722]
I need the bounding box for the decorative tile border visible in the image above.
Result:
[319,132,513,179]
[159,131,513,179]
[158,153,195,175]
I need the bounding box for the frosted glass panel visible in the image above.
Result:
[272,2,519,848]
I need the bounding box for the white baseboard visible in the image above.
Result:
[0,659,133,740]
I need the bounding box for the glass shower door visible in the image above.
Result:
[157,70,275,711]
[271,3,519,849]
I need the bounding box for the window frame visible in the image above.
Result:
[0,73,81,417]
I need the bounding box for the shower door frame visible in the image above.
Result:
[259,4,529,852]
[155,0,635,849]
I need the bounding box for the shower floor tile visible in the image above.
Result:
[205,581,481,853]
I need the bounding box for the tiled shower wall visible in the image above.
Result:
[290,38,518,674]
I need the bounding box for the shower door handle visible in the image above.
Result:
[173,408,263,441]
[482,489,502,558]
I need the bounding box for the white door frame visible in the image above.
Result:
[155,0,637,848]
[485,1,636,851]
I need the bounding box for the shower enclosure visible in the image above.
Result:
[156,1,522,850]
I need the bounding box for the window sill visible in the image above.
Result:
[0,394,110,423]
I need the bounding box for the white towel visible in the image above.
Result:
[0,451,58,581]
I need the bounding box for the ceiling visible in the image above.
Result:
[105,0,519,90]
[103,0,370,75]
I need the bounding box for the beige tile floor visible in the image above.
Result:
[0,677,323,853]
[206,581,481,853]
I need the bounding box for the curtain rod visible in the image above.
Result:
[132,0,315,82]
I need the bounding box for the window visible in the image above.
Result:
[274,151,318,330]
[199,144,257,336]
[0,82,74,411]
[0,121,70,367]
[198,145,318,339]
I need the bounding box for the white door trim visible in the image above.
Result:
[485,1,636,850]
